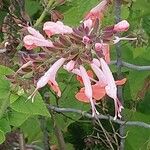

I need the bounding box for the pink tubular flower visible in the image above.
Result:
[100,58,123,120]
[79,65,99,117]
[92,58,101,67]
[23,35,53,50]
[27,27,45,39]
[114,20,129,32]
[82,36,91,45]
[95,43,110,64]
[91,62,107,86]
[83,19,93,30]
[43,21,73,37]
[28,58,66,102]
[63,60,75,72]
[85,0,108,22]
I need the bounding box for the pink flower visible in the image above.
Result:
[95,43,110,64]
[114,20,129,32]
[82,36,91,45]
[43,21,73,37]
[91,62,107,86]
[92,58,101,67]
[100,58,123,119]
[23,35,53,50]
[79,65,99,117]
[83,19,93,30]
[28,58,66,102]
[63,60,75,72]
[23,27,53,50]
[85,0,108,22]
[27,26,45,39]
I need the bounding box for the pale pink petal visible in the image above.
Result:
[100,58,117,99]
[83,19,93,30]
[80,65,99,117]
[43,21,73,37]
[23,35,53,50]
[100,58,123,119]
[27,27,45,39]
[114,20,129,32]
[82,36,90,45]
[91,62,107,86]
[95,43,110,64]
[92,58,101,67]
[28,58,66,101]
[85,0,108,21]
[63,60,75,72]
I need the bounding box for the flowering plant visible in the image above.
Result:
[15,0,136,119]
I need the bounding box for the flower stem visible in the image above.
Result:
[34,0,55,27]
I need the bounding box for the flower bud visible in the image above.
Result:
[114,20,129,32]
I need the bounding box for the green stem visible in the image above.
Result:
[34,0,55,27]
[0,95,10,119]
[49,110,66,150]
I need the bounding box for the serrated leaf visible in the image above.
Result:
[10,94,49,117]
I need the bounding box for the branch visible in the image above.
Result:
[111,60,150,71]
[34,0,55,27]
[47,105,150,129]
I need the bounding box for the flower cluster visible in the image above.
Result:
[19,0,135,119]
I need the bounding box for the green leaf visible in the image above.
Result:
[8,110,30,127]
[62,0,99,26]
[10,94,49,117]
[0,75,10,99]
[0,130,5,144]
[142,14,150,36]
[121,5,130,19]
[124,109,150,150]
[20,117,43,143]
[128,70,149,100]
[0,118,11,133]
[0,65,14,75]
[25,0,41,17]
[137,92,150,115]
[132,47,147,59]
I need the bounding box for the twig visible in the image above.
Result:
[47,105,150,129]
[13,142,44,150]
[95,119,115,150]
[34,0,55,27]
[111,60,150,71]
[18,133,26,150]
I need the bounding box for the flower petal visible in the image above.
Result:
[43,21,73,37]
